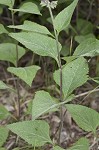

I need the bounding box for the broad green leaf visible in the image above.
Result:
[0,0,15,7]
[0,81,10,90]
[9,32,61,62]
[8,20,52,36]
[26,100,32,115]
[75,34,95,44]
[54,57,88,98]
[0,43,25,66]
[54,0,78,33]
[73,38,99,57]
[54,146,64,150]
[9,2,41,15]
[31,93,73,117]
[7,66,40,87]
[0,81,15,92]
[62,56,77,63]
[66,104,99,133]
[67,138,89,150]
[7,120,52,146]
[0,105,10,120]
[32,90,58,120]
[0,24,8,34]
[32,91,74,120]
[0,127,9,147]
[76,19,93,35]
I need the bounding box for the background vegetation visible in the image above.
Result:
[0,0,99,150]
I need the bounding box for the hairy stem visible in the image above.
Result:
[48,4,63,145]
[11,1,21,119]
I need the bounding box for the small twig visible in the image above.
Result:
[11,0,21,120]
[89,137,98,150]
[75,87,99,99]
[87,0,94,20]
[60,88,99,106]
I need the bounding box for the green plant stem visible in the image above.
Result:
[11,1,21,120]
[48,4,63,145]
[31,53,35,65]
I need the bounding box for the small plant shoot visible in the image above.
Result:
[0,0,99,150]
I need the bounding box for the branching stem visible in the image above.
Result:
[48,3,63,145]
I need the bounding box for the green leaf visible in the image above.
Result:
[0,81,15,92]
[0,24,8,34]
[33,93,74,117]
[67,138,89,150]
[54,57,88,98]
[75,34,95,44]
[62,56,77,63]
[0,105,10,120]
[8,20,52,36]
[32,90,58,120]
[53,146,64,150]
[0,81,10,90]
[0,43,25,66]
[9,2,41,15]
[0,147,6,150]
[73,38,99,57]
[7,120,52,146]
[9,32,61,62]
[54,0,78,33]
[0,127,9,147]
[66,104,99,133]
[7,66,40,87]
[0,0,15,7]
[76,19,93,35]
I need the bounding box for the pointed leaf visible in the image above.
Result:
[0,127,9,147]
[0,104,10,120]
[9,2,41,15]
[32,90,58,120]
[75,34,95,44]
[0,43,25,66]
[7,66,40,87]
[9,32,61,62]
[0,24,8,34]
[7,120,52,146]
[67,138,89,150]
[54,0,78,32]
[76,19,94,35]
[54,146,64,150]
[8,20,52,36]
[32,91,74,119]
[0,0,15,7]
[74,38,99,57]
[0,81,10,90]
[66,104,99,133]
[54,57,89,98]
[0,81,15,92]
